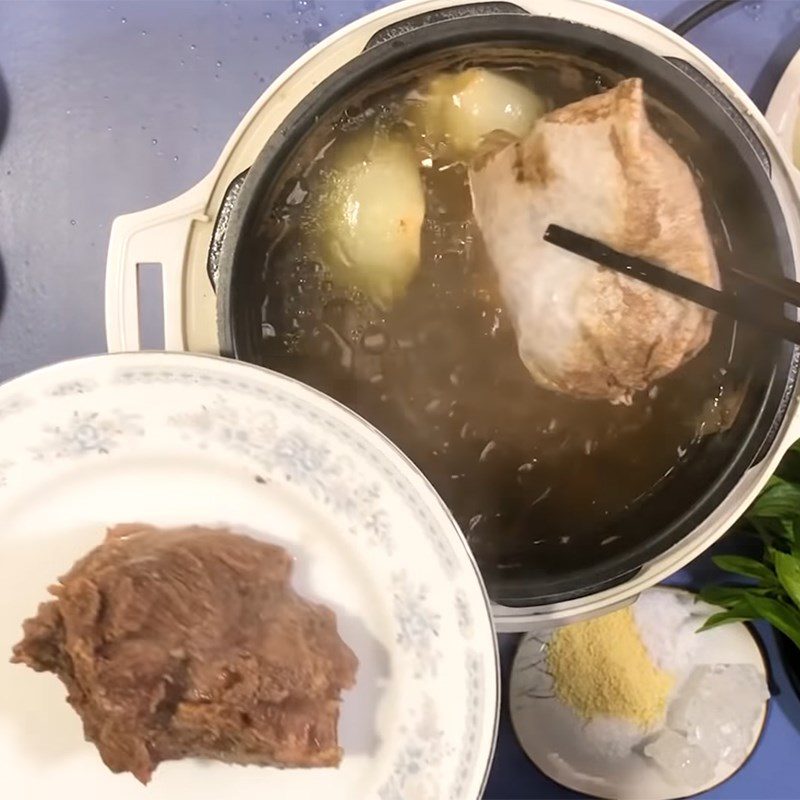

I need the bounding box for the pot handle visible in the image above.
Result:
[364,1,528,50]
[105,183,209,352]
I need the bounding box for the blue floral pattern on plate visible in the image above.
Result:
[30,410,143,460]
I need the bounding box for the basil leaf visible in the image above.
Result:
[744,595,800,650]
[775,552,800,610]
[712,555,777,583]
[749,477,800,519]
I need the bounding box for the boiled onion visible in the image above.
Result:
[409,67,545,159]
[316,132,425,308]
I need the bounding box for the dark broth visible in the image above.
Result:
[248,53,748,590]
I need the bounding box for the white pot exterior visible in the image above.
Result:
[105,0,800,630]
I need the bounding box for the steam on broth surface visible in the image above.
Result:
[247,52,744,592]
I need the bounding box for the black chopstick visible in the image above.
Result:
[543,224,800,347]
[727,266,800,308]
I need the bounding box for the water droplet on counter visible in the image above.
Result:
[70,219,77,226]
[173,155,179,162]
[140,29,147,36]
[264,11,272,18]
[106,126,113,132]
[151,138,158,145]
[744,1,762,20]
[120,16,126,23]
[216,60,222,67]
[303,28,321,46]
[65,109,71,115]
[190,43,196,50]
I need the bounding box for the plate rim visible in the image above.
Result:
[0,350,501,799]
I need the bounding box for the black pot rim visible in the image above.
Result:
[216,11,798,607]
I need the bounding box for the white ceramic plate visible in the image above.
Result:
[766,45,800,170]
[0,352,499,800]
[509,588,768,800]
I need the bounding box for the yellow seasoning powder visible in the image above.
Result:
[547,607,674,728]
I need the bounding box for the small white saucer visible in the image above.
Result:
[509,588,769,800]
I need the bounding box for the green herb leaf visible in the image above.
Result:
[712,555,777,583]
[749,477,800,520]
[698,604,756,632]
[744,594,800,649]
[698,585,743,608]
[778,445,800,484]
[775,551,800,610]
[699,585,771,608]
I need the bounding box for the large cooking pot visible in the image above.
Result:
[106,0,800,630]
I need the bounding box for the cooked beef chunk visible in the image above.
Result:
[12,524,358,783]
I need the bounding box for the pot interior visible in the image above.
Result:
[218,16,796,606]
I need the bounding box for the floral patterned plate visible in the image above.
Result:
[0,352,499,800]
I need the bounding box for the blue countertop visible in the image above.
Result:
[1,1,800,797]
